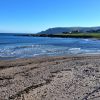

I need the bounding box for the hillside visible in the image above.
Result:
[37,27,100,34]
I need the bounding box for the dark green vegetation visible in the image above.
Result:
[32,33,100,39]
[52,33,100,39]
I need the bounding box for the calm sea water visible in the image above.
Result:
[0,33,100,60]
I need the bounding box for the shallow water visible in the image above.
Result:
[0,33,100,60]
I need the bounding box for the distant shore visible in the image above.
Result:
[0,54,100,100]
[29,33,100,39]
[2,32,100,39]
[15,33,100,39]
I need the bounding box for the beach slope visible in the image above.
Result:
[0,55,100,100]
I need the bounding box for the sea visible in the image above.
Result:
[0,33,100,60]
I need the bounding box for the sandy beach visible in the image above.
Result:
[0,55,100,100]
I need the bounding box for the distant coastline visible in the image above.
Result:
[14,33,100,39]
[1,26,100,39]
[1,33,100,39]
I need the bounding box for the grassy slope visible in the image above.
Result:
[49,33,100,39]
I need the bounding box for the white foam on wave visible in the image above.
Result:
[69,48,81,51]
[83,39,90,41]
[0,43,100,59]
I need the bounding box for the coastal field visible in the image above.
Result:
[0,55,100,100]
[54,33,100,38]
[36,33,100,39]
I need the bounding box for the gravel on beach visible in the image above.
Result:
[0,55,100,100]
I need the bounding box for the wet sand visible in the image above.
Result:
[0,55,100,100]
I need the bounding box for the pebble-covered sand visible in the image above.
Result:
[0,55,100,100]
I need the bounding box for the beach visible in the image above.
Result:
[0,55,100,100]
[1,0,100,99]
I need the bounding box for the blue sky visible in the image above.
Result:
[0,0,100,33]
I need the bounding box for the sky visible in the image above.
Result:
[0,0,100,33]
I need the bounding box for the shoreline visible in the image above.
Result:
[0,54,100,100]
[0,54,100,71]
[1,53,100,61]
